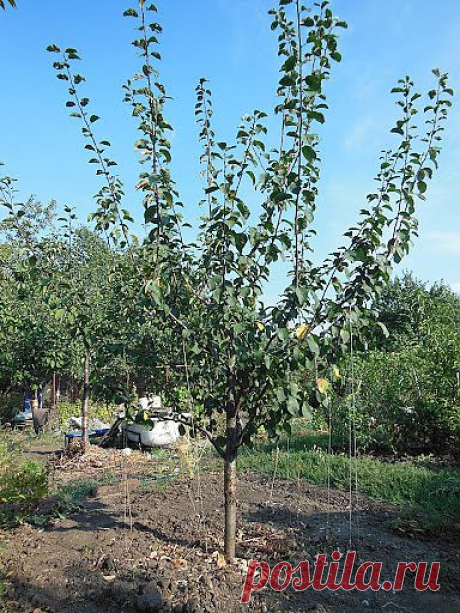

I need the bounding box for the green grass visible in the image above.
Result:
[54,479,98,510]
[239,430,460,533]
[49,472,117,519]
[0,537,5,603]
[0,426,62,453]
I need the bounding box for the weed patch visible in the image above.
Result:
[0,443,48,527]
[239,431,460,534]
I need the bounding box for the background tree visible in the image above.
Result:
[0,167,127,439]
[32,212,123,447]
[368,272,460,350]
[338,275,460,454]
[0,170,68,403]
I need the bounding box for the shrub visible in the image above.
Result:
[0,443,49,525]
[331,346,460,455]
[0,392,22,424]
[56,401,117,426]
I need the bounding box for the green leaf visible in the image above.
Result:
[287,397,299,416]
[279,75,296,87]
[302,145,317,161]
[123,8,139,17]
[160,148,171,163]
[306,336,320,357]
[417,180,427,194]
[282,55,297,72]
[305,73,322,92]
[377,321,389,338]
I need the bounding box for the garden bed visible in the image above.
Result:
[1,469,460,613]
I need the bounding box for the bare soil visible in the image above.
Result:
[1,449,460,613]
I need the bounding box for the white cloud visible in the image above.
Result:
[425,232,460,254]
[344,117,376,151]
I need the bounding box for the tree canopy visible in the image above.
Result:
[0,0,453,559]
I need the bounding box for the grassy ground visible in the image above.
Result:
[2,422,460,535]
[239,428,460,533]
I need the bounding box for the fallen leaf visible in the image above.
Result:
[103,575,116,582]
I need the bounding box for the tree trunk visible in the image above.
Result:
[224,413,238,560]
[224,451,237,559]
[31,389,48,435]
[81,353,90,451]
[52,373,56,408]
[31,397,39,434]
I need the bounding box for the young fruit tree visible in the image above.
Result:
[49,0,452,558]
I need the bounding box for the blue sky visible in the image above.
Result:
[1,0,459,297]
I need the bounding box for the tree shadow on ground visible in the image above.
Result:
[4,569,175,613]
[42,498,123,533]
[3,471,460,613]
[5,538,460,613]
